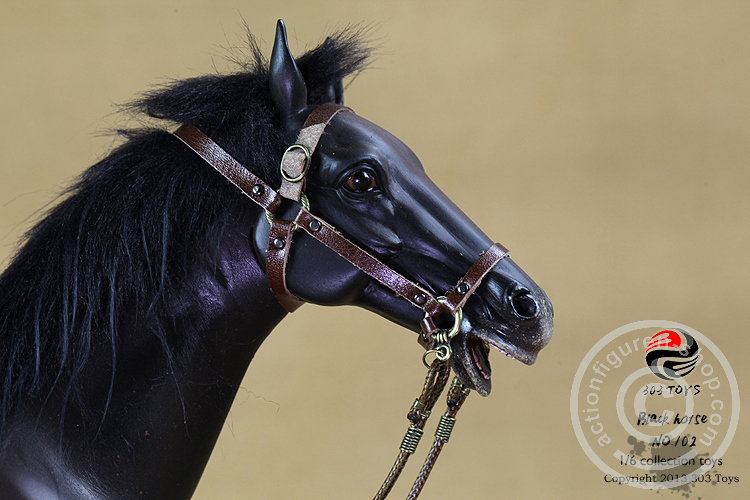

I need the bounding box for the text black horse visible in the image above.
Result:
[0,21,552,499]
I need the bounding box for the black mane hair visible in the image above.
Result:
[0,27,371,444]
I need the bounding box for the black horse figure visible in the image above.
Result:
[0,21,552,499]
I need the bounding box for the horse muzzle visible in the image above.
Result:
[449,257,554,396]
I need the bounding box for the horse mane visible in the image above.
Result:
[0,27,371,443]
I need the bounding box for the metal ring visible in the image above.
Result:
[265,192,310,230]
[444,303,463,341]
[421,297,463,366]
[422,345,451,368]
[280,144,311,182]
[423,297,463,341]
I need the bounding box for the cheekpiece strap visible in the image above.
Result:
[267,104,352,311]
[278,103,352,202]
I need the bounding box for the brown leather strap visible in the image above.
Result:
[294,208,444,317]
[443,243,510,312]
[173,124,283,213]
[266,218,304,312]
[270,104,352,311]
[418,243,509,344]
[279,103,352,201]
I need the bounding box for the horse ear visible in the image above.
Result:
[312,78,344,106]
[269,20,308,126]
[331,79,344,105]
[317,37,345,105]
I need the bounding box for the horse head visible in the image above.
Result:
[252,21,553,396]
[0,19,554,498]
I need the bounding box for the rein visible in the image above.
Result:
[172,103,509,498]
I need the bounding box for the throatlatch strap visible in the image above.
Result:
[266,218,304,312]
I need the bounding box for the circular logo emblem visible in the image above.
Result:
[570,321,740,490]
[645,329,701,381]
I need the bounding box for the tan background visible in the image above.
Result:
[1,1,748,499]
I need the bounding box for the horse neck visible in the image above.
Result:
[0,224,287,499]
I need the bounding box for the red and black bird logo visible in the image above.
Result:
[645,329,701,380]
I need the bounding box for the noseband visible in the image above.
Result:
[173,103,510,498]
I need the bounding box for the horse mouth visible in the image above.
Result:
[450,317,549,397]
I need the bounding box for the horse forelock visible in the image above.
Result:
[0,25,372,444]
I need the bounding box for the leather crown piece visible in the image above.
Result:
[172,103,509,346]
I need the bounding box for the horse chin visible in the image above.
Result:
[450,320,540,397]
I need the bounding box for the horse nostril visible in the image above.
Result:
[510,288,538,319]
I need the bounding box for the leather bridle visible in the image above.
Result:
[173,103,509,350]
[173,103,510,498]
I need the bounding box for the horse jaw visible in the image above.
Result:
[450,298,554,397]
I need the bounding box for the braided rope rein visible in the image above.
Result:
[373,360,471,500]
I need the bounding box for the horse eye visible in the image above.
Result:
[344,169,378,193]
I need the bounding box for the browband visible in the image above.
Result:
[172,104,509,346]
